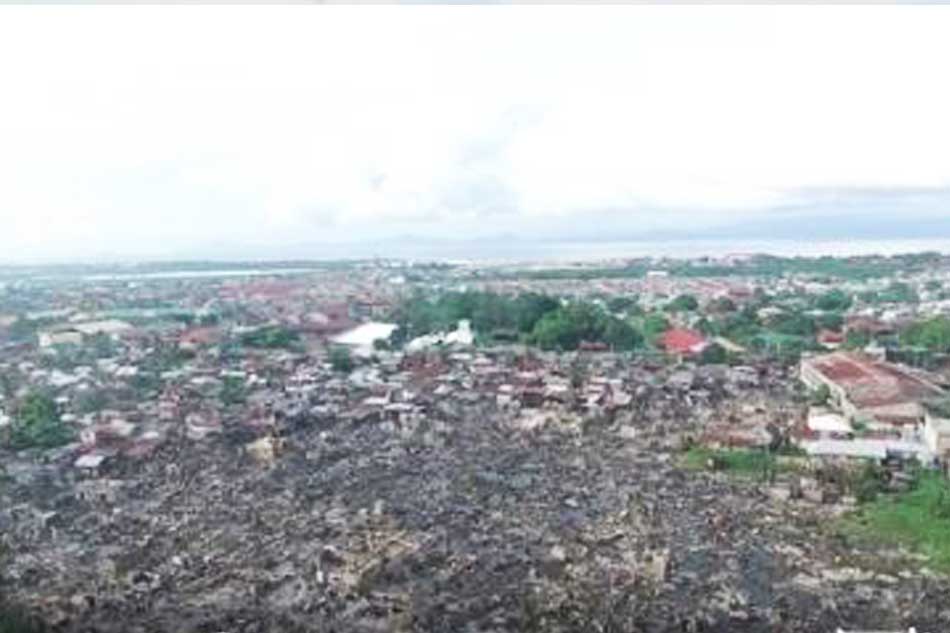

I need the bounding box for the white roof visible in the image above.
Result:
[801,438,931,460]
[807,411,852,434]
[75,453,107,469]
[406,320,473,351]
[71,319,133,335]
[332,322,397,346]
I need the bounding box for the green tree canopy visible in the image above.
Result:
[769,311,816,337]
[606,295,639,315]
[9,392,74,450]
[329,346,354,372]
[707,297,737,314]
[530,303,643,351]
[665,294,699,312]
[391,290,561,344]
[642,313,670,344]
[220,375,247,405]
[815,312,844,332]
[880,282,919,304]
[240,326,300,349]
[815,289,852,312]
[699,342,728,365]
[903,317,950,352]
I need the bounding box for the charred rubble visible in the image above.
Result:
[2,353,950,632]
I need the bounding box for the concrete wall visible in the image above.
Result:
[800,361,855,418]
[924,412,950,457]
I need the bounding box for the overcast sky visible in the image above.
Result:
[2,6,950,262]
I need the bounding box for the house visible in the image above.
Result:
[922,400,950,458]
[38,319,134,348]
[38,329,83,348]
[70,319,133,338]
[406,320,474,352]
[179,326,221,350]
[331,322,398,356]
[844,316,896,339]
[817,329,845,350]
[806,406,853,438]
[301,304,353,336]
[660,328,708,357]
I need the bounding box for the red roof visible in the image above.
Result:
[661,328,707,355]
[180,327,221,346]
[817,329,845,344]
[804,351,945,408]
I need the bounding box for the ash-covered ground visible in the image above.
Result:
[3,393,950,633]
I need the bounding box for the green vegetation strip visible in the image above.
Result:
[681,447,777,476]
[842,471,950,573]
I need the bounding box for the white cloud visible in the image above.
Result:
[1,5,950,260]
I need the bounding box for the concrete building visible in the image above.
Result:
[38,329,83,348]
[922,401,950,458]
[70,319,133,338]
[800,351,945,431]
[331,321,398,357]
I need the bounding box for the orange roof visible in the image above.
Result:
[661,328,707,354]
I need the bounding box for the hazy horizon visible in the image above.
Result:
[6,236,950,268]
[4,6,950,262]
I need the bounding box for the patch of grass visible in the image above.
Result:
[0,605,46,633]
[681,446,777,477]
[842,470,950,572]
[775,444,808,457]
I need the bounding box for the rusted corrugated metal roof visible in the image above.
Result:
[805,352,944,408]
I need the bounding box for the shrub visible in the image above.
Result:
[8,393,73,450]
[329,346,354,373]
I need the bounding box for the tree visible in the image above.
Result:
[89,332,117,359]
[513,293,560,332]
[220,376,247,405]
[844,329,871,349]
[815,289,852,312]
[815,312,844,331]
[902,317,950,352]
[809,384,831,406]
[699,342,727,365]
[770,312,815,337]
[707,297,736,314]
[240,326,300,349]
[879,282,918,304]
[666,294,699,312]
[75,389,108,414]
[529,303,641,351]
[9,392,73,450]
[642,313,670,344]
[329,346,354,372]
[606,296,639,315]
[603,318,644,351]
[6,317,42,343]
[529,308,587,351]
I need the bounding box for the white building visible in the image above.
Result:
[807,407,852,437]
[38,329,83,348]
[331,321,398,357]
[923,404,950,458]
[406,320,474,352]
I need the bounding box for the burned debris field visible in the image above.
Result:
[4,256,950,632]
[4,365,949,633]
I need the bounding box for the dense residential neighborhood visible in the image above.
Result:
[5,254,950,631]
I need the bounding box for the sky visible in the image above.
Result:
[2,5,950,262]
